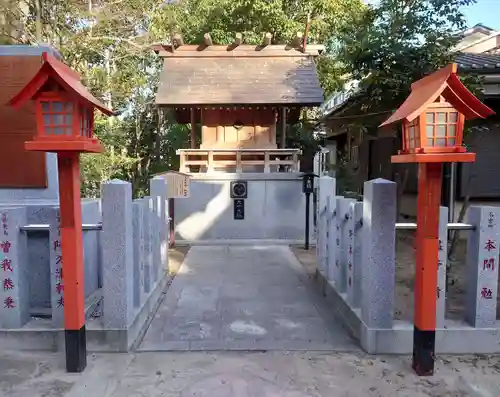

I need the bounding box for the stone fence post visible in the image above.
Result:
[465,206,500,328]
[101,180,134,329]
[143,197,153,295]
[346,201,363,308]
[132,200,142,309]
[361,179,397,329]
[317,177,334,276]
[336,197,355,293]
[150,177,169,277]
[437,206,448,328]
[0,207,29,328]
[326,193,338,283]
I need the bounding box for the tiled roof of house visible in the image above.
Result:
[456,52,500,71]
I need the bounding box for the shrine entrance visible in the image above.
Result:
[138,245,356,351]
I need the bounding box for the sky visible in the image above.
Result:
[463,1,500,30]
[362,0,500,31]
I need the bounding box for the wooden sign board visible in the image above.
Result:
[156,171,191,198]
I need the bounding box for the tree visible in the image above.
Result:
[1,0,366,196]
[335,0,477,126]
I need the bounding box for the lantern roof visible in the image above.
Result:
[9,52,113,116]
[379,63,495,127]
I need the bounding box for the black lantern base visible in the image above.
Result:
[65,325,87,373]
[412,326,435,376]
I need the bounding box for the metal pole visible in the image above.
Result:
[449,163,456,222]
[305,192,310,250]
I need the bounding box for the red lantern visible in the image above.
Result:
[8,51,113,373]
[401,96,466,154]
[379,64,495,376]
[9,52,112,153]
[381,63,494,161]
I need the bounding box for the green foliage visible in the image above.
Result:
[4,0,477,198]
[336,0,477,121]
[155,0,365,45]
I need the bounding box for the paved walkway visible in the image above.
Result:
[139,245,357,351]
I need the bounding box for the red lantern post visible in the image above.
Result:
[9,52,113,373]
[380,64,495,375]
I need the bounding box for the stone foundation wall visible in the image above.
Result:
[173,173,313,243]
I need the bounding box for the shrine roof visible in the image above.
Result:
[380,63,495,127]
[9,53,113,115]
[155,44,325,106]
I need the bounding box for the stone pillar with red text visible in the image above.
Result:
[465,206,500,327]
[0,207,29,328]
[48,206,65,326]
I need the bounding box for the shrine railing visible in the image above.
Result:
[314,175,500,355]
[177,148,301,173]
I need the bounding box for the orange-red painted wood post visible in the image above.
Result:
[412,162,442,375]
[57,152,87,373]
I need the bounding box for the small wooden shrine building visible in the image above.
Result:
[153,32,324,173]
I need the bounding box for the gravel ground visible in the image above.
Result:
[292,232,500,322]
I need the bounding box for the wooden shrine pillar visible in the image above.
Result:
[280,107,287,148]
[190,108,196,149]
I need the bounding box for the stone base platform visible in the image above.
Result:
[314,269,500,354]
[0,272,170,352]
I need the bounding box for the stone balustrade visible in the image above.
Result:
[0,177,170,352]
[315,176,500,354]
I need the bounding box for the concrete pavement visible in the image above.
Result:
[3,350,500,397]
[139,245,357,351]
[3,245,500,396]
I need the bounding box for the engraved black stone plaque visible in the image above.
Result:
[234,199,245,220]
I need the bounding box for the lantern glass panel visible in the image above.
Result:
[426,125,434,138]
[53,114,64,125]
[42,100,74,136]
[436,125,446,137]
[424,106,462,148]
[54,127,64,135]
[53,102,63,112]
[79,107,93,137]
